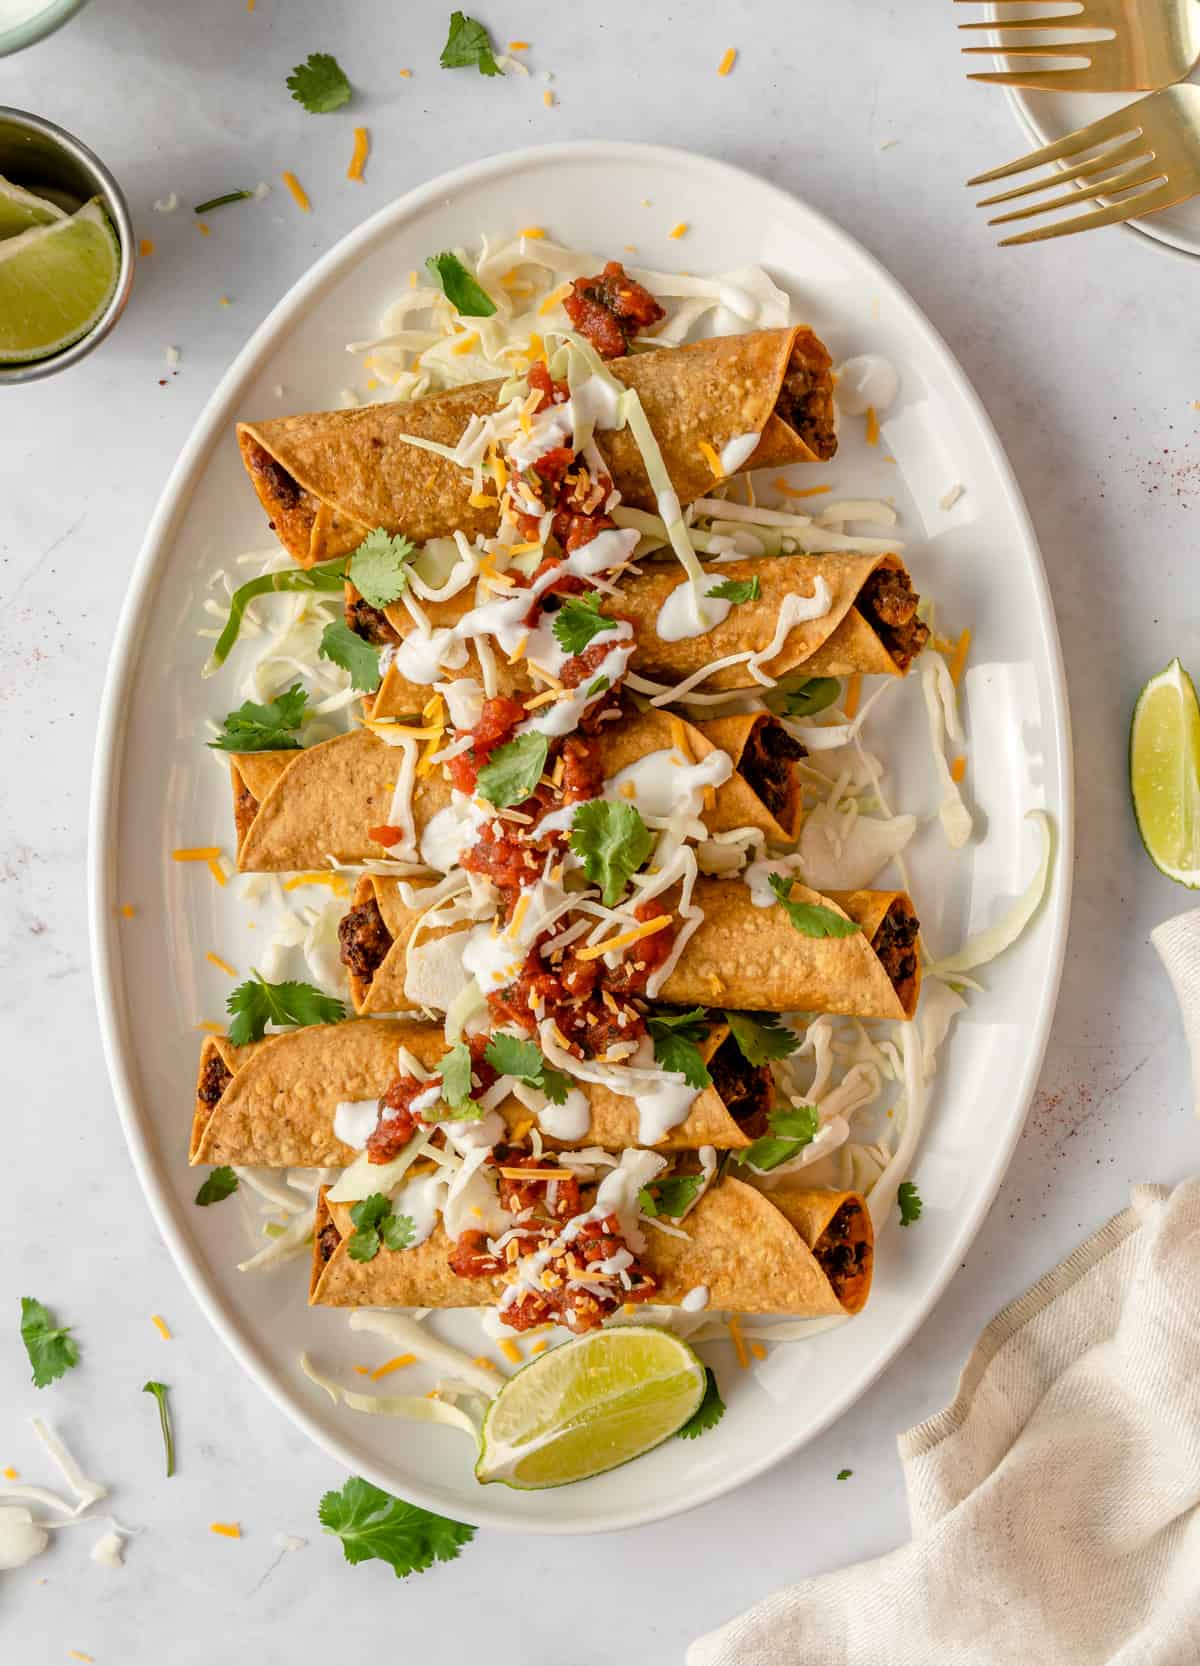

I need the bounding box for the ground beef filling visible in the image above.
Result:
[708,1033,772,1139]
[871,900,920,996]
[245,439,302,512]
[774,344,837,460]
[317,1221,341,1265]
[739,718,807,823]
[345,592,400,646]
[198,1054,233,1108]
[857,567,930,671]
[233,779,259,845]
[813,1200,870,1302]
[337,896,394,986]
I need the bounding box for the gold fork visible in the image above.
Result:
[957,0,1200,92]
[968,84,1200,243]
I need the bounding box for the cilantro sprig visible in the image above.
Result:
[707,576,760,605]
[205,558,348,673]
[209,684,308,754]
[195,1166,239,1207]
[320,618,382,693]
[348,528,415,610]
[193,189,253,214]
[646,1009,712,1090]
[570,799,653,906]
[426,252,497,318]
[638,1173,705,1219]
[347,1195,417,1263]
[439,11,501,76]
[143,1381,175,1478]
[724,1010,799,1065]
[768,873,860,939]
[287,52,352,113]
[551,592,618,657]
[898,1180,923,1226]
[19,1297,79,1389]
[736,1104,820,1172]
[475,732,548,808]
[484,1034,570,1105]
[436,1041,477,1115]
[226,973,345,1046]
[319,1476,475,1579]
[677,1367,725,1440]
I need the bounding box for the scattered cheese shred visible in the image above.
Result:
[471,1356,498,1373]
[727,1315,750,1369]
[468,489,498,508]
[370,1354,416,1381]
[281,171,311,214]
[527,329,545,360]
[68,1654,93,1663]
[950,755,966,784]
[865,406,880,446]
[669,222,689,240]
[749,1341,767,1361]
[151,1314,171,1340]
[530,1338,549,1355]
[518,222,543,235]
[774,478,831,498]
[505,541,541,557]
[346,126,369,183]
[453,332,480,356]
[948,627,972,688]
[207,857,227,888]
[538,285,569,317]
[195,1020,223,1034]
[119,903,136,919]
[698,439,724,479]
[522,688,561,712]
[353,1365,371,1376]
[282,872,351,894]
[497,1166,573,1180]
[717,47,737,75]
[575,915,672,961]
[2,1467,16,1480]
[210,1522,242,1538]
[399,67,412,78]
[543,89,555,108]
[139,238,154,257]
[197,221,210,236]
[205,952,237,977]
[172,847,221,862]
[843,673,862,721]
[499,1339,523,1366]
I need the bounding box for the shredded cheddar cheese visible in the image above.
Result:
[505,541,541,557]
[523,688,561,712]
[353,1365,371,1376]
[453,332,480,357]
[205,952,237,977]
[210,1522,241,1538]
[139,238,154,257]
[281,171,311,214]
[498,1339,523,1366]
[698,439,724,479]
[749,1341,767,1361]
[667,714,691,757]
[371,1354,416,1381]
[399,67,412,78]
[195,1020,223,1034]
[207,856,227,888]
[843,673,862,721]
[472,1356,498,1373]
[151,1314,172,1340]
[346,126,369,183]
[197,222,210,236]
[119,903,136,919]
[529,1338,549,1355]
[469,490,499,509]
[538,285,569,317]
[950,755,966,784]
[669,222,688,240]
[543,89,555,108]
[173,846,221,862]
[518,221,543,234]
[575,915,672,962]
[365,720,442,740]
[864,406,880,446]
[727,1315,750,1369]
[2,1467,17,1480]
[68,1654,94,1663]
[774,478,831,498]
[718,46,737,75]
[948,627,972,687]
[498,1166,573,1180]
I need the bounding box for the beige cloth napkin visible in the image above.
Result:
[690,915,1200,1666]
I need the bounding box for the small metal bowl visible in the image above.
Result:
[0,106,134,384]
[0,0,90,59]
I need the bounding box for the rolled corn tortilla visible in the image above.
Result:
[190,1016,773,1165]
[309,1175,873,1318]
[230,709,805,873]
[237,328,836,566]
[339,875,920,1022]
[366,553,925,721]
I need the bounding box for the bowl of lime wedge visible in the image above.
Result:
[0,106,133,383]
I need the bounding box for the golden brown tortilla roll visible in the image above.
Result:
[309,1176,873,1318]
[190,1017,772,1167]
[340,875,920,1023]
[238,328,835,566]
[230,710,806,873]
[365,552,926,722]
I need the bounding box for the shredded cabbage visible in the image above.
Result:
[301,1354,482,1446]
[926,811,1053,977]
[327,1126,436,1203]
[921,653,973,848]
[347,1311,503,1396]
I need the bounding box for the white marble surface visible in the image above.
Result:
[3,3,1199,1660]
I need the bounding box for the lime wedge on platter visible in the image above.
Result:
[0,195,120,365]
[476,1325,707,1489]
[1130,657,1200,886]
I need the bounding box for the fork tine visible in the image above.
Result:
[958,13,1093,29]
[987,167,1166,224]
[975,136,1152,205]
[961,40,1098,57]
[998,190,1168,246]
[967,107,1143,185]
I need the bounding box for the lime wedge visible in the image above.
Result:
[0,174,67,239]
[1130,657,1200,886]
[476,1325,706,1489]
[0,197,120,365]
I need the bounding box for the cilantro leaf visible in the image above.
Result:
[707,576,760,605]
[768,873,860,938]
[347,1196,417,1262]
[484,1034,569,1102]
[193,189,254,214]
[319,1476,475,1579]
[837,1468,853,1480]
[769,675,841,719]
[19,1297,79,1389]
[381,1214,416,1252]
[646,1009,712,1090]
[209,683,309,754]
[475,732,548,808]
[570,799,653,906]
[638,1173,704,1219]
[143,1381,175,1478]
[437,1040,476,1111]
[287,51,352,113]
[226,973,345,1046]
[724,1010,800,1065]
[319,619,382,693]
[348,529,415,610]
[736,1103,820,1172]
[898,1180,923,1227]
[551,592,618,657]
[426,251,497,317]
[677,1367,725,1440]
[194,1166,239,1207]
[347,1228,380,1262]
[439,11,501,76]
[205,558,348,673]
[350,1194,391,1231]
